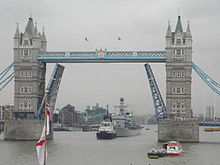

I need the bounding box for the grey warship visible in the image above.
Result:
[112,97,142,137]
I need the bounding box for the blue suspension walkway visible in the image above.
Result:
[0,63,15,91]
[38,50,166,63]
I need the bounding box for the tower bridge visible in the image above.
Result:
[3,14,219,142]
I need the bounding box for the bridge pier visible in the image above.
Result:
[158,119,199,142]
[4,120,53,140]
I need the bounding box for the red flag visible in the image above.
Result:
[36,95,50,165]
[35,128,47,165]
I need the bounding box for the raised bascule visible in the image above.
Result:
[1,14,219,141]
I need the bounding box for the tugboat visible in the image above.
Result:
[96,106,116,139]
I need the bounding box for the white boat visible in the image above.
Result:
[163,141,183,156]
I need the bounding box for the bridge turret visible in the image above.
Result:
[32,23,41,48]
[165,21,172,47]
[41,27,47,51]
[14,23,21,48]
[185,21,192,47]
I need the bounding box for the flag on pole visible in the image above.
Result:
[36,94,50,165]
[35,129,47,165]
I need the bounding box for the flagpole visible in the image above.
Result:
[44,90,48,165]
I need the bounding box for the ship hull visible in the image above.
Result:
[96,131,117,139]
[114,127,141,137]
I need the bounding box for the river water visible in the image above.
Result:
[0,125,220,165]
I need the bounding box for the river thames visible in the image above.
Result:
[0,125,220,165]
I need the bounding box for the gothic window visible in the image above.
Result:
[20,71,32,77]
[28,99,32,108]
[176,39,181,44]
[20,71,24,77]
[24,87,28,93]
[181,100,185,109]
[20,100,23,108]
[172,100,176,109]
[23,40,28,45]
[28,71,32,77]
[181,49,185,55]
[181,71,185,77]
[24,50,28,56]
[20,87,24,93]
[176,87,181,94]
[20,50,32,62]
[172,71,175,77]
[177,72,181,77]
[181,49,185,58]
[177,102,181,109]
[173,49,185,61]
[176,49,181,55]
[28,87,32,93]
[172,87,185,94]
[181,88,185,94]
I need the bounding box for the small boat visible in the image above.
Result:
[147,148,166,159]
[163,141,182,156]
[204,127,220,132]
[147,141,182,159]
[96,107,116,139]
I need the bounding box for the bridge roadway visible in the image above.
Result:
[38,50,166,63]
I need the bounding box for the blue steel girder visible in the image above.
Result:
[0,63,15,92]
[37,64,65,119]
[192,62,220,96]
[38,50,166,63]
[144,63,167,120]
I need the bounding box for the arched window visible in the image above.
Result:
[172,100,176,109]
[20,100,23,108]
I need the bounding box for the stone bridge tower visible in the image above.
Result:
[158,15,199,142]
[165,16,192,119]
[13,15,46,119]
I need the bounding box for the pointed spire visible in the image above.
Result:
[41,27,46,41]
[175,16,183,33]
[166,20,172,37]
[24,13,35,36]
[14,23,20,38]
[186,20,192,37]
[34,22,39,37]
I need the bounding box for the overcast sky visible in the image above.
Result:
[0,0,219,116]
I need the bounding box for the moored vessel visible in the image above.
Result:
[112,97,142,137]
